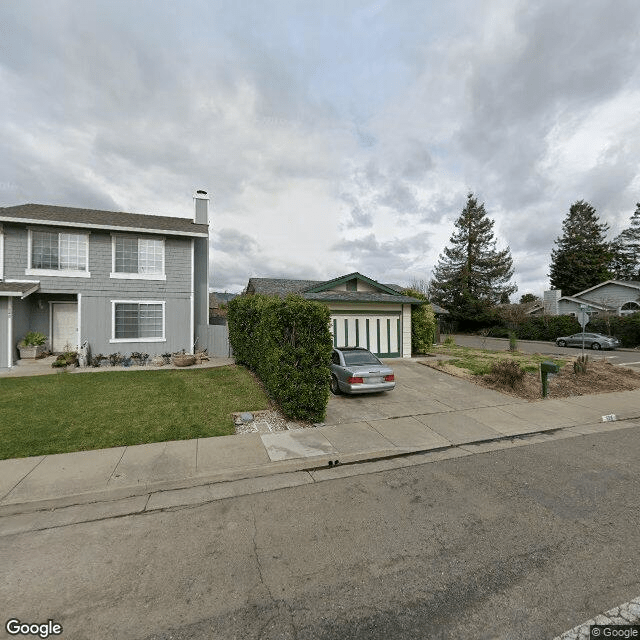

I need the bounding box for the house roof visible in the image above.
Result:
[570,280,640,297]
[304,272,402,296]
[0,203,209,238]
[0,281,40,297]
[558,295,614,311]
[303,291,424,304]
[246,278,323,295]
[246,274,424,305]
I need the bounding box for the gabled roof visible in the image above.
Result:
[558,295,613,311]
[245,274,423,304]
[304,272,401,296]
[573,280,640,297]
[304,291,424,304]
[0,203,208,237]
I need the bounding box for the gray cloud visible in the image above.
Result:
[213,228,260,256]
[457,0,640,208]
[2,0,639,297]
[332,231,433,280]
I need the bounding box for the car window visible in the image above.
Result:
[331,352,341,365]
[342,351,381,366]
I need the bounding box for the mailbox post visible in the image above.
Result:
[540,361,559,398]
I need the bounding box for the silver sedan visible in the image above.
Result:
[555,332,620,350]
[330,347,395,395]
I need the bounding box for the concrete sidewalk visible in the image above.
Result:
[3,384,640,517]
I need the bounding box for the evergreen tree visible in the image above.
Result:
[610,203,640,281]
[549,200,612,296]
[429,193,516,327]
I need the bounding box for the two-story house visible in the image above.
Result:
[0,191,210,371]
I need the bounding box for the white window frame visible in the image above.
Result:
[620,301,640,316]
[110,300,166,343]
[25,228,91,278]
[110,234,166,280]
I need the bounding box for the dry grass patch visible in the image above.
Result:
[424,349,640,400]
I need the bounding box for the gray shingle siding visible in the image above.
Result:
[2,219,199,357]
[3,224,192,295]
[81,295,191,355]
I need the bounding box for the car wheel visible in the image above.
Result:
[330,375,341,395]
[557,340,566,347]
[591,342,601,350]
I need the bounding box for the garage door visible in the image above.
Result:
[331,314,401,357]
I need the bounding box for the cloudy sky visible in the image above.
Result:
[2,1,639,296]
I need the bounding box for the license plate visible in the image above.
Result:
[366,377,383,384]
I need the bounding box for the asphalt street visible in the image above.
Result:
[451,334,640,368]
[2,427,639,640]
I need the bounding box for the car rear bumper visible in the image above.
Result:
[340,381,396,394]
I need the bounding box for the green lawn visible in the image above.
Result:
[431,343,566,376]
[0,365,270,460]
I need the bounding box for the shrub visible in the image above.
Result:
[52,351,78,368]
[489,359,525,388]
[443,335,455,346]
[19,331,47,347]
[227,294,333,422]
[403,288,436,353]
[574,354,589,374]
[508,332,518,351]
[589,313,640,347]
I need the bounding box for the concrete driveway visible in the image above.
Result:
[324,358,525,425]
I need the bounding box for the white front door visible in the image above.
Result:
[52,303,78,352]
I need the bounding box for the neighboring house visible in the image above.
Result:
[529,281,640,318]
[208,291,237,324]
[0,191,210,371]
[245,272,424,358]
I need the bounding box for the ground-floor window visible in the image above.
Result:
[112,301,165,341]
[621,301,640,316]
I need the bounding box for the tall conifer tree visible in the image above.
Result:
[610,203,640,281]
[549,200,612,296]
[429,193,516,326]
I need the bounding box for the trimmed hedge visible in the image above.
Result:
[488,315,581,341]
[227,294,334,422]
[587,313,640,347]
[487,312,640,346]
[403,288,436,354]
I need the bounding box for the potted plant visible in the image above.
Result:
[18,332,47,359]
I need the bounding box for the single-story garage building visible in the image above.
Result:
[244,272,424,358]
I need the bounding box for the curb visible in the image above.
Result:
[3,418,639,524]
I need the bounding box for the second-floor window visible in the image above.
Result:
[29,230,88,274]
[112,236,165,279]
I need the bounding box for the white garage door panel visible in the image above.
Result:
[331,314,401,357]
